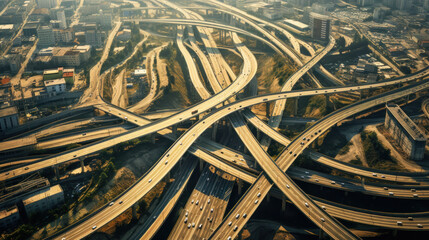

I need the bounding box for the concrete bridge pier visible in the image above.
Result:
[151,133,156,144]
[237,179,243,195]
[164,171,171,182]
[212,122,218,140]
[80,157,85,173]
[199,158,204,172]
[294,97,299,116]
[53,165,60,181]
[266,102,270,118]
[266,192,271,203]
[281,196,286,212]
[172,124,178,136]
[132,203,138,220]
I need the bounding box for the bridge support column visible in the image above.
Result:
[53,165,60,181]
[199,158,204,172]
[344,191,348,197]
[266,192,271,203]
[164,171,170,183]
[151,134,156,144]
[294,97,299,116]
[281,196,286,212]
[361,177,365,186]
[212,122,218,141]
[393,229,398,237]
[266,102,270,118]
[80,158,85,173]
[132,203,138,220]
[172,124,178,136]
[237,179,243,195]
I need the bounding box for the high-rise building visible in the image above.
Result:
[36,0,58,9]
[397,0,410,10]
[56,9,67,29]
[310,12,331,41]
[424,0,429,10]
[37,25,55,47]
[85,30,103,47]
[385,104,426,161]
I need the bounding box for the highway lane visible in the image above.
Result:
[128,158,197,240]
[208,80,429,240]
[1,33,257,182]
[3,63,427,181]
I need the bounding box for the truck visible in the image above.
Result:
[191,110,198,115]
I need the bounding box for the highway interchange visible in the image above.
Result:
[1,0,429,239]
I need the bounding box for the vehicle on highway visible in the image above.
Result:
[92,226,97,230]
[191,110,198,115]
[109,202,114,206]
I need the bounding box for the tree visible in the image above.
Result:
[337,36,346,54]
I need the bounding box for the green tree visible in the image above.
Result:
[337,36,346,53]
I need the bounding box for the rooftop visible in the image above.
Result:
[22,185,63,206]
[0,206,18,219]
[0,24,14,30]
[283,19,309,29]
[386,104,426,141]
[0,106,18,117]
[44,78,66,87]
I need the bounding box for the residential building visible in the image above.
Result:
[0,106,19,132]
[37,25,55,48]
[74,45,91,62]
[385,104,426,161]
[85,29,103,47]
[56,9,67,29]
[310,12,331,41]
[44,78,66,93]
[22,185,64,218]
[53,28,74,43]
[283,19,309,32]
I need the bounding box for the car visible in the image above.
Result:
[199,224,203,229]
[381,175,385,178]
[411,189,416,192]
[321,218,325,222]
[166,154,170,157]
[417,224,423,228]
[228,221,232,226]
[331,181,336,185]
[301,175,305,179]
[389,192,394,196]
[208,199,210,204]
[5,172,9,175]
[413,194,419,198]
[228,237,232,240]
[305,171,309,174]
[286,184,290,188]
[109,202,114,206]
[82,133,86,136]
[372,173,377,177]
[303,137,306,140]
[192,223,195,227]
[243,213,247,218]
[304,202,309,207]
[73,155,77,158]
[119,201,123,204]
[236,214,240,219]
[200,206,203,210]
[207,178,210,181]
[184,217,188,223]
[254,200,259,204]
[321,206,326,210]
[24,167,29,170]
[257,193,261,197]
[196,200,199,205]
[289,151,293,154]
[191,200,194,204]
[315,179,319,182]
[294,154,297,157]
[185,212,188,217]
[233,226,238,231]
[397,221,403,226]
[383,187,388,190]
[165,160,168,164]
[188,223,191,228]
[92,226,97,230]
[408,217,413,221]
[149,179,152,183]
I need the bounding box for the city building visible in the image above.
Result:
[310,12,331,41]
[133,69,147,77]
[52,47,80,67]
[74,45,91,62]
[44,78,66,94]
[0,106,19,132]
[357,0,374,7]
[37,25,55,48]
[23,22,39,37]
[22,185,64,218]
[385,104,426,161]
[0,206,20,229]
[283,19,309,32]
[53,28,74,43]
[56,9,67,29]
[85,29,103,47]
[36,0,58,9]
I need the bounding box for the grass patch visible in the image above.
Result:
[360,131,402,171]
